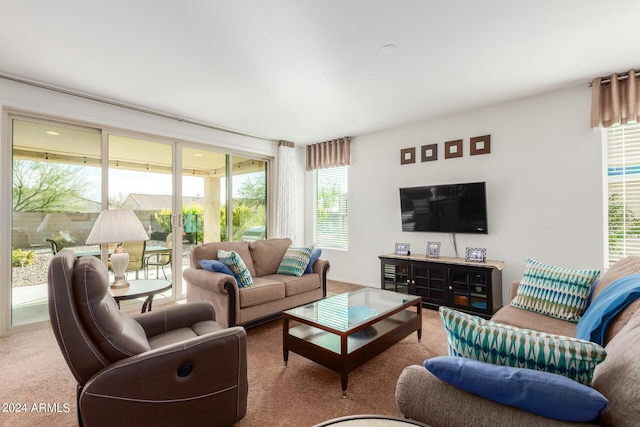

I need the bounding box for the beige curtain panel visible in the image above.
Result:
[591,69,640,128]
[306,137,351,171]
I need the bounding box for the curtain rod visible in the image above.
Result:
[0,72,280,143]
[588,70,640,87]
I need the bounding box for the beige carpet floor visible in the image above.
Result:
[0,281,448,427]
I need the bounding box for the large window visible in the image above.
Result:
[606,122,640,266]
[316,166,348,249]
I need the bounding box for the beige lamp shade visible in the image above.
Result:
[86,209,149,288]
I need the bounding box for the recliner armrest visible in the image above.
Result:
[135,301,217,338]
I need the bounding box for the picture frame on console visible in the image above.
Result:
[426,242,440,258]
[465,247,486,263]
[395,243,410,256]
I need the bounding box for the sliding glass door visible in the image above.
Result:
[11,118,101,326]
[179,149,268,293]
[108,134,175,304]
[6,114,270,332]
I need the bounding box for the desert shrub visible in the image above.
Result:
[12,249,35,267]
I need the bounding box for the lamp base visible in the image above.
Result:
[110,246,130,289]
[110,276,130,289]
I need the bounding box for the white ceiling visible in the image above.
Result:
[0,1,638,144]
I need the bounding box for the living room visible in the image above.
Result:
[1,1,639,426]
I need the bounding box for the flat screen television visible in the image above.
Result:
[399,182,488,234]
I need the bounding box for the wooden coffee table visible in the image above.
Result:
[283,288,422,397]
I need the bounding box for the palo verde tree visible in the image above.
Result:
[12,160,89,212]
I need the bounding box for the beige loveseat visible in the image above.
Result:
[183,238,330,328]
[396,256,640,427]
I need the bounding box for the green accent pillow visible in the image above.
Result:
[277,245,313,277]
[511,258,600,323]
[217,249,253,288]
[439,307,607,385]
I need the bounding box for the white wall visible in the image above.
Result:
[313,85,604,305]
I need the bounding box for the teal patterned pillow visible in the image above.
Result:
[511,258,600,323]
[217,249,253,288]
[439,307,607,385]
[277,245,313,277]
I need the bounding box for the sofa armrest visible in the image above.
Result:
[509,281,520,302]
[135,301,217,338]
[396,365,592,427]
[312,258,330,297]
[183,267,238,294]
[80,326,248,426]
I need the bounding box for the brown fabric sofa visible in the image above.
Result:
[396,256,640,427]
[183,238,330,328]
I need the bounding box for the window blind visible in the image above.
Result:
[607,122,640,266]
[316,166,348,250]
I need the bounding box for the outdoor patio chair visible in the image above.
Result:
[47,250,248,427]
[145,250,172,279]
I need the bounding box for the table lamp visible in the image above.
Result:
[86,209,149,289]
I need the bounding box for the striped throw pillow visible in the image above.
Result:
[217,249,253,288]
[277,245,313,277]
[440,307,607,386]
[511,258,600,323]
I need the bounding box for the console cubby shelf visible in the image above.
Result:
[379,254,504,318]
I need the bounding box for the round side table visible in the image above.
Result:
[109,279,172,313]
[312,415,431,427]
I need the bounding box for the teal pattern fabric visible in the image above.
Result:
[439,307,607,385]
[277,245,313,277]
[217,249,253,288]
[511,258,600,323]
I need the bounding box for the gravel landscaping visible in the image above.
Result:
[11,241,194,288]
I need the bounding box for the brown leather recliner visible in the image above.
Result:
[47,250,248,427]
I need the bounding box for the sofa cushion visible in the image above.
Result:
[491,305,577,338]
[424,356,608,422]
[277,245,313,277]
[510,258,600,323]
[263,274,321,297]
[591,310,640,427]
[592,256,640,300]
[218,250,253,288]
[238,278,286,308]
[199,259,234,276]
[249,238,292,277]
[440,307,607,385]
[191,241,255,277]
[305,248,322,274]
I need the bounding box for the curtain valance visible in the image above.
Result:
[590,69,640,128]
[306,137,351,171]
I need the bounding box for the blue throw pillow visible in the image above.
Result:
[199,259,235,277]
[304,248,322,274]
[424,356,608,422]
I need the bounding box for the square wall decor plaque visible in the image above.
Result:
[421,144,438,162]
[400,147,416,165]
[470,135,491,155]
[444,139,463,159]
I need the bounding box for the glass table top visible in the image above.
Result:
[284,288,420,333]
